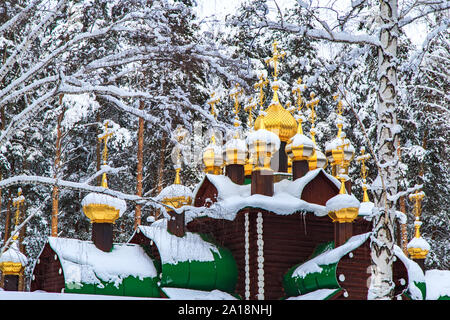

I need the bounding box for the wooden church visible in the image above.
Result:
[2,42,433,300]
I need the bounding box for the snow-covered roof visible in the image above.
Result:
[0,241,28,265]
[81,192,126,216]
[292,232,371,278]
[188,168,341,222]
[137,219,220,264]
[46,237,157,288]
[425,269,450,300]
[246,127,280,152]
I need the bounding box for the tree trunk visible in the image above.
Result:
[154,131,167,220]
[3,189,11,244]
[369,0,399,300]
[51,95,65,237]
[134,101,145,230]
[96,110,102,186]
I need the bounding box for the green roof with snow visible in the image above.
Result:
[137,219,238,293]
[46,237,160,297]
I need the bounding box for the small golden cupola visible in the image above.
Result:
[254,41,297,143]
[82,121,126,226]
[286,78,315,162]
[325,95,355,176]
[305,92,327,170]
[223,84,247,167]
[407,191,430,260]
[202,93,224,175]
[356,147,371,203]
[156,141,193,212]
[0,189,28,278]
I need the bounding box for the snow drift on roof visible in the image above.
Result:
[0,241,28,265]
[81,192,127,216]
[138,219,220,264]
[292,232,371,278]
[187,169,341,222]
[48,237,157,288]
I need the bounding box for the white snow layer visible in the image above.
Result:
[0,241,28,265]
[246,128,281,152]
[81,192,127,216]
[47,237,157,288]
[155,183,193,202]
[289,133,314,148]
[425,269,450,300]
[326,193,360,211]
[187,169,341,222]
[292,232,371,278]
[138,219,220,264]
[161,287,237,300]
[407,236,431,251]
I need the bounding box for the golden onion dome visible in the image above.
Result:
[286,118,315,162]
[156,168,192,210]
[407,218,430,259]
[202,135,223,175]
[254,102,297,143]
[307,147,327,170]
[223,130,247,166]
[326,193,360,223]
[81,192,127,224]
[0,241,28,276]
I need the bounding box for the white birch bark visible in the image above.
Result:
[368,0,400,300]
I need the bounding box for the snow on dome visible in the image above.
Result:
[156,183,193,202]
[290,133,314,148]
[325,136,355,154]
[0,242,27,265]
[81,192,126,216]
[246,128,280,152]
[47,237,157,288]
[359,201,374,216]
[326,193,360,212]
[224,136,247,152]
[407,236,431,251]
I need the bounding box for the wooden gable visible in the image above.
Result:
[301,169,340,206]
[30,243,65,293]
[193,176,218,208]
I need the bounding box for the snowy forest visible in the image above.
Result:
[0,0,448,296]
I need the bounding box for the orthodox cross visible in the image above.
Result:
[12,189,25,240]
[244,97,257,128]
[207,91,220,120]
[357,147,371,202]
[292,78,306,112]
[230,83,243,127]
[264,40,286,80]
[409,190,425,219]
[307,92,319,127]
[98,121,113,188]
[254,74,269,111]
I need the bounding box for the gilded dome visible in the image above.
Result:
[254,100,297,143]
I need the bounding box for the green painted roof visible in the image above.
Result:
[138,219,238,293]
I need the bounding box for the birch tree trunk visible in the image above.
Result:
[368,0,400,300]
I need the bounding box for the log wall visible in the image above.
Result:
[30,243,65,293]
